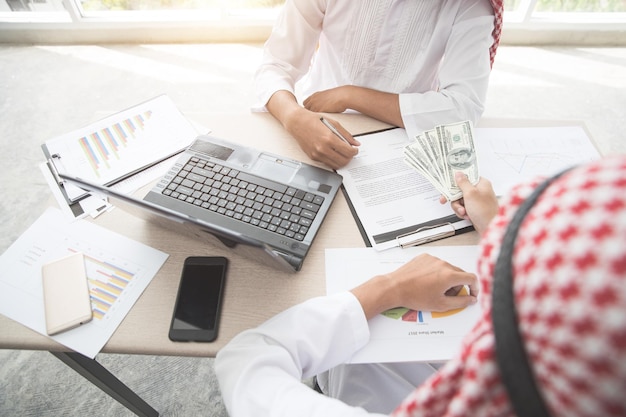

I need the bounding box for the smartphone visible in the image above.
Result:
[168,256,228,342]
[42,252,93,336]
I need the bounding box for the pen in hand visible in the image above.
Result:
[320,116,351,145]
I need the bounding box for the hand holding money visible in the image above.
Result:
[403,120,479,201]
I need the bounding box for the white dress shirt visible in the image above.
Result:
[255,0,496,138]
[215,292,437,417]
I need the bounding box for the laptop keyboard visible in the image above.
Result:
[161,157,325,241]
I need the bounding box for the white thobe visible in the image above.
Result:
[216,292,438,417]
[255,0,496,138]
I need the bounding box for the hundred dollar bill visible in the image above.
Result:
[403,145,449,198]
[436,120,479,200]
[403,120,479,201]
[423,128,445,180]
[404,135,443,186]
[403,139,454,200]
[416,131,445,184]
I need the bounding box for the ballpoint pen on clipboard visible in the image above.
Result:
[395,223,457,248]
[344,205,474,250]
[382,217,473,250]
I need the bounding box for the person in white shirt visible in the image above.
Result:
[216,158,626,416]
[255,0,504,169]
[216,253,480,417]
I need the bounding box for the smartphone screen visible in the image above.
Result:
[168,256,228,342]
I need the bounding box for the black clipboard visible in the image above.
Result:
[340,185,474,248]
[339,127,475,248]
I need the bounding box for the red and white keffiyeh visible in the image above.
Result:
[489,0,504,67]
[392,157,626,417]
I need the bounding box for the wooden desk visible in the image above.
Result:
[0,112,479,415]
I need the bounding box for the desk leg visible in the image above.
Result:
[50,351,159,417]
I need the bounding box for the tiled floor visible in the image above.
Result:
[1,44,625,416]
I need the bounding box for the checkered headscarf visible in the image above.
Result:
[392,157,626,416]
[489,0,504,67]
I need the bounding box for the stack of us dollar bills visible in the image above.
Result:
[403,120,479,201]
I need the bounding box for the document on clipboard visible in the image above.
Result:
[337,127,473,251]
[338,123,600,251]
[41,94,198,205]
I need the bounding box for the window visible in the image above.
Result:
[502,0,626,45]
[507,0,626,14]
[1,0,624,44]
[79,0,284,14]
[0,0,285,17]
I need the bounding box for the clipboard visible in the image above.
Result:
[40,94,198,205]
[337,126,474,250]
[42,144,185,205]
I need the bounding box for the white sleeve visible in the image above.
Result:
[215,291,388,417]
[399,0,495,137]
[253,0,325,108]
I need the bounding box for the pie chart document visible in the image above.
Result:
[325,245,480,364]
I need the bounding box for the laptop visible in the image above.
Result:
[60,135,343,273]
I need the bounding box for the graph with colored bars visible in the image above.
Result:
[381,286,469,323]
[78,110,153,178]
[81,252,137,321]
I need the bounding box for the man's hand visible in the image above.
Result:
[266,90,359,169]
[303,87,349,113]
[284,109,360,169]
[304,85,404,128]
[351,254,478,320]
[440,173,499,236]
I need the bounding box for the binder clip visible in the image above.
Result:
[395,222,456,248]
[47,155,64,185]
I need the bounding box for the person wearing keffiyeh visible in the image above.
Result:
[216,156,626,417]
[254,0,504,169]
[392,157,626,417]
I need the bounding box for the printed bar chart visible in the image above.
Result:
[78,111,153,177]
[83,253,137,320]
[42,95,198,187]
